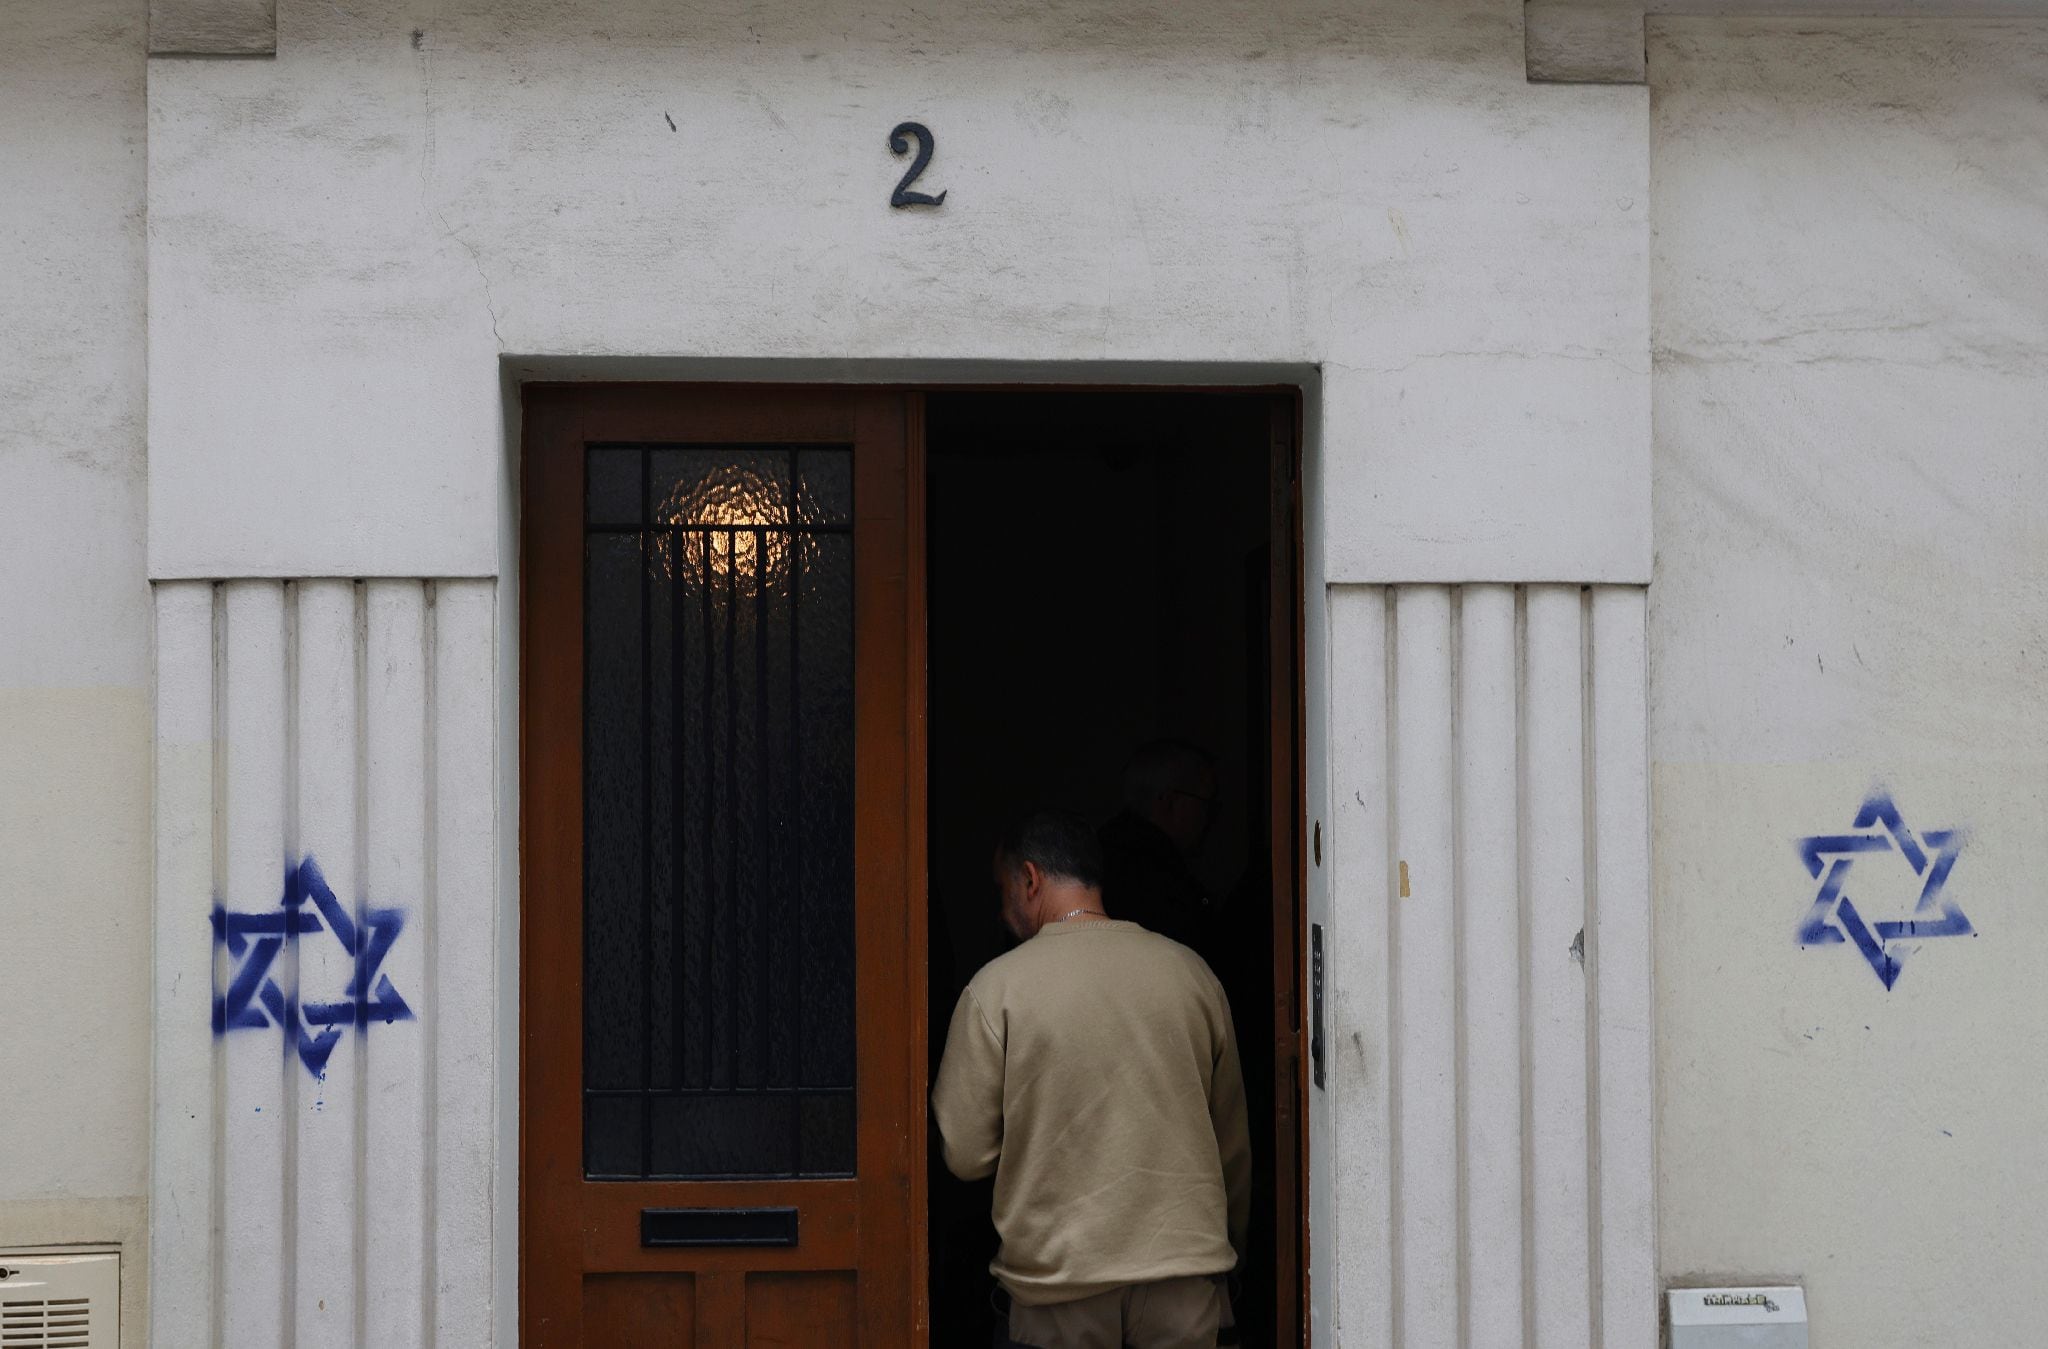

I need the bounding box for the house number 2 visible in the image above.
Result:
[888,122,947,208]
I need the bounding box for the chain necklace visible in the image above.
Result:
[1055,906,1109,923]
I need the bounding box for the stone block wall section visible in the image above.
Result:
[150,580,497,1349]
[1324,584,1653,1349]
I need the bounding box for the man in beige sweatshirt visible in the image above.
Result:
[932,810,1252,1349]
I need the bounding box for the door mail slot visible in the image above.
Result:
[640,1207,800,1248]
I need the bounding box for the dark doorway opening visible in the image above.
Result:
[923,390,1301,1347]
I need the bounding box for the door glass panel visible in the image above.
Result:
[583,444,857,1180]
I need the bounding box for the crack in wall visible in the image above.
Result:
[412,12,503,350]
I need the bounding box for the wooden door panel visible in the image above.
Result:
[522,385,925,1347]
[746,1271,858,1348]
[584,1274,697,1346]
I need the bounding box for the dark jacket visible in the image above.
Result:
[1098,810,1217,958]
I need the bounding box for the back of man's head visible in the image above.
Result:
[997,809,1106,890]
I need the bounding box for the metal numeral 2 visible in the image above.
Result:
[888,121,947,208]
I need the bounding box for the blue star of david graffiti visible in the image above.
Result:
[1796,790,1972,990]
[212,855,413,1077]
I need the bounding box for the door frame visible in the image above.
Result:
[1267,394,1310,1346]
[515,379,1308,1345]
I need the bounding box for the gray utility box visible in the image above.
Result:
[1669,1286,1809,1348]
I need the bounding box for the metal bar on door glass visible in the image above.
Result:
[788,489,807,1174]
[639,450,655,1178]
[724,527,739,1093]
[699,531,718,1101]
[672,528,688,1099]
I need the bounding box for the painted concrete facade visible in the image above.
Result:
[1648,19,2048,1348]
[0,2,2040,1347]
[142,0,1650,584]
[0,3,153,1345]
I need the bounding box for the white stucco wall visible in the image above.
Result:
[1650,18,2048,1348]
[0,1,152,1344]
[145,0,1650,584]
[55,3,2048,1347]
[132,2,1656,1343]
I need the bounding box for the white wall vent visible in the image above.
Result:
[0,1253,118,1349]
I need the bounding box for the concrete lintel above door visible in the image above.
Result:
[1527,0,2048,83]
[149,0,274,56]
[1527,0,1648,84]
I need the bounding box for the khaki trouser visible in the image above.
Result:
[1007,1276,1228,1349]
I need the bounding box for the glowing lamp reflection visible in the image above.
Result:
[647,462,793,587]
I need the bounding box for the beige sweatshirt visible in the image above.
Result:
[931,918,1252,1307]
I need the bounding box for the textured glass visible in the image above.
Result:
[649,1095,794,1178]
[650,449,792,528]
[798,532,857,1089]
[795,449,852,525]
[584,533,645,1094]
[584,445,856,1180]
[798,1093,857,1176]
[648,535,677,1090]
[585,1096,644,1179]
[587,446,644,525]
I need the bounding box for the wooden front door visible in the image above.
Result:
[521,386,926,1347]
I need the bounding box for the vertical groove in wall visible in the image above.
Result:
[211,582,227,1349]
[421,583,440,1349]
[1328,584,1393,1349]
[1514,584,1535,1349]
[1448,587,1468,1349]
[150,582,221,1349]
[1579,586,1603,1349]
[220,581,289,1348]
[1393,587,1457,1349]
[434,579,499,1348]
[1591,587,1654,1349]
[351,579,370,1349]
[283,583,302,1349]
[1382,585,1404,1349]
[152,577,498,1349]
[1457,584,1522,1349]
[293,579,359,1349]
[1525,584,1591,1349]
[364,581,430,1349]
